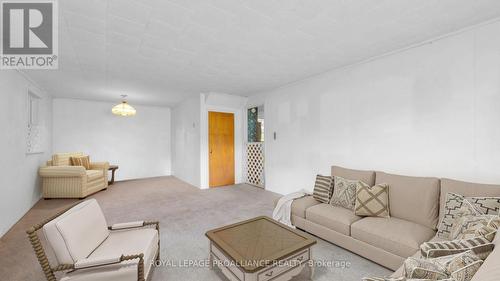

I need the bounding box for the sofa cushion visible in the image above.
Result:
[331,166,376,186]
[306,204,362,235]
[290,195,321,218]
[440,179,500,220]
[86,170,103,182]
[391,235,445,278]
[376,172,440,230]
[43,199,109,264]
[61,228,158,281]
[351,217,436,258]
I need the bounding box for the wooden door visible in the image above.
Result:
[209,111,235,187]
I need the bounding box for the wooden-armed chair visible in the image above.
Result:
[26,199,160,281]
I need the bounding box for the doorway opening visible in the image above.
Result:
[246,105,265,188]
[209,111,235,188]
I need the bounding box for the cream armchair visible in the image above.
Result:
[39,152,109,199]
[27,199,160,281]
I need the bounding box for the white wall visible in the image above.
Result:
[171,93,247,188]
[53,98,171,180]
[0,71,52,237]
[171,96,201,187]
[249,20,500,195]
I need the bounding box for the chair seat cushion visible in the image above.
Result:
[351,217,435,258]
[86,170,103,181]
[291,195,321,218]
[306,203,362,235]
[61,228,159,281]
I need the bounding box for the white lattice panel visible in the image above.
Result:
[27,125,44,154]
[246,143,264,187]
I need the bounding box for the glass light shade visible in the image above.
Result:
[112,101,136,116]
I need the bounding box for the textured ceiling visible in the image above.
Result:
[24,0,500,106]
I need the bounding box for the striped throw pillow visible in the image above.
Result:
[312,175,333,203]
[70,156,91,170]
[420,236,494,259]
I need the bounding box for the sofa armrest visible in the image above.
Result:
[90,162,109,170]
[39,166,86,177]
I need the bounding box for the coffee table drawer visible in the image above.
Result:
[257,249,309,281]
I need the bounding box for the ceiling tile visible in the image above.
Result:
[23,0,500,106]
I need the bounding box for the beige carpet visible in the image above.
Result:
[0,176,391,281]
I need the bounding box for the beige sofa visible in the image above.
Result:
[279,166,500,279]
[39,152,109,199]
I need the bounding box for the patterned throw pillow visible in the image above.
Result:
[450,260,483,281]
[312,175,333,203]
[451,215,500,241]
[420,236,494,259]
[355,182,390,217]
[443,251,482,277]
[466,197,500,215]
[70,156,91,170]
[448,200,491,239]
[402,257,448,280]
[330,176,361,210]
[437,193,500,239]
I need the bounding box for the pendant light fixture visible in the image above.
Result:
[112,95,136,117]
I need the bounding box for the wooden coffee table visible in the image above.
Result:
[206,216,316,281]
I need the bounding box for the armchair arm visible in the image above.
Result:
[39,166,86,177]
[109,221,159,231]
[90,162,109,170]
[74,256,122,269]
[110,221,144,230]
[73,254,145,276]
